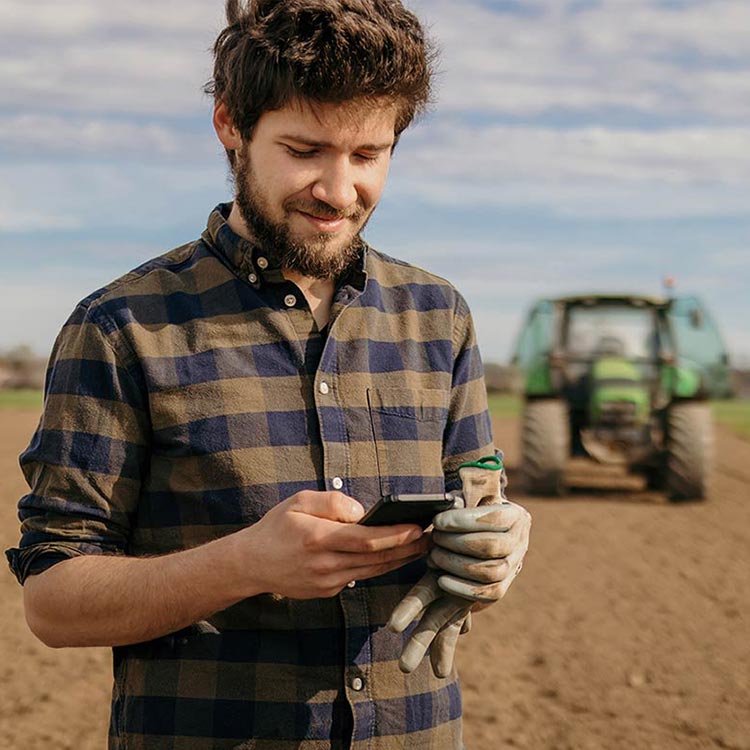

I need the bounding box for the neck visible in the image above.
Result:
[284,270,335,330]
[227,201,251,241]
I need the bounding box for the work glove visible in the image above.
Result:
[388,455,531,677]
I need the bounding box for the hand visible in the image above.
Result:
[236,491,430,600]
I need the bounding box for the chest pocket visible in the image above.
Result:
[366,387,448,496]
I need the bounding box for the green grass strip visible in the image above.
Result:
[711,399,750,440]
[0,388,44,410]
[486,393,522,418]
[1,388,747,441]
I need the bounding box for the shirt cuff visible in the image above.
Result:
[5,542,102,585]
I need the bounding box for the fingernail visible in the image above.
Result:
[350,500,365,520]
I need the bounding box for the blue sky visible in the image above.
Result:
[1,0,748,365]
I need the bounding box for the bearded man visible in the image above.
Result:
[7,2,531,748]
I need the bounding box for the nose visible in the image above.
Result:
[311,157,358,211]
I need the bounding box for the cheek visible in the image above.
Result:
[361,164,391,208]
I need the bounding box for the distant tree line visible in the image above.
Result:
[0,346,46,390]
[1,347,749,398]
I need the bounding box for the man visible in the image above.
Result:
[7,1,531,747]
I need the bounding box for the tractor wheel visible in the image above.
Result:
[665,402,713,501]
[520,399,570,495]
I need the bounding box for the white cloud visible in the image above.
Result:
[412,0,750,119]
[0,208,82,232]
[390,122,750,218]
[0,1,222,37]
[406,124,750,183]
[3,0,748,121]
[0,160,227,233]
[0,115,213,160]
[0,1,222,116]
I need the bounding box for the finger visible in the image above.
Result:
[432,528,522,559]
[339,537,430,581]
[328,522,425,554]
[433,503,523,533]
[429,546,509,583]
[461,612,472,634]
[436,573,503,603]
[387,571,442,633]
[339,534,431,567]
[289,491,365,523]
[398,597,470,673]
[342,552,427,588]
[430,618,464,678]
[442,544,529,605]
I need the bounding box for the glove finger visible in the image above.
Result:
[457,465,505,508]
[429,546,509,583]
[433,503,522,533]
[387,571,441,633]
[398,597,470,674]
[437,573,503,603]
[433,529,520,559]
[430,617,464,678]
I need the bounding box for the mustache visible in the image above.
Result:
[284,198,364,222]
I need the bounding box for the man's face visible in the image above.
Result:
[233,98,397,279]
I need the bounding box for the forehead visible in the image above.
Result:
[256,97,399,147]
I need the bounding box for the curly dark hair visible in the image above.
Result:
[205,0,436,164]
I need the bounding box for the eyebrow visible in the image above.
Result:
[279,135,394,151]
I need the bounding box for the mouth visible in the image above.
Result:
[296,210,350,233]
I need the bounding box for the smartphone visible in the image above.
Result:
[358,493,456,528]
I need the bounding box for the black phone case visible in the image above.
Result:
[359,493,455,528]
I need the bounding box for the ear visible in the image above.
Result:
[213,102,243,151]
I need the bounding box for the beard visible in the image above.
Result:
[233,150,371,280]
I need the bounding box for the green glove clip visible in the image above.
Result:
[458,455,503,471]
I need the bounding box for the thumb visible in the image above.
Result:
[289,491,365,523]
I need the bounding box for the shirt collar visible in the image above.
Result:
[202,202,368,294]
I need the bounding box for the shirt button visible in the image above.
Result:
[319,381,330,395]
[332,477,344,490]
[248,273,258,284]
[257,257,269,269]
[284,294,297,308]
[351,677,364,692]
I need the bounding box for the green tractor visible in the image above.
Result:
[511,294,731,500]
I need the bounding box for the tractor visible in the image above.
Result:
[511,294,731,500]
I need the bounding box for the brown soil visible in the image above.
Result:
[1,410,748,749]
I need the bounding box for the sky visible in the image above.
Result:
[1,0,748,365]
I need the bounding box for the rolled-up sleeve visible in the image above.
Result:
[5,302,150,584]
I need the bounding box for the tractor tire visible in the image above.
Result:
[665,402,713,501]
[520,399,570,496]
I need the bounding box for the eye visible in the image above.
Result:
[353,152,380,163]
[286,146,317,159]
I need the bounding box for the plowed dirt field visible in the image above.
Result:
[1,409,748,749]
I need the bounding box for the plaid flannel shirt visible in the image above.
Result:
[7,204,495,750]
